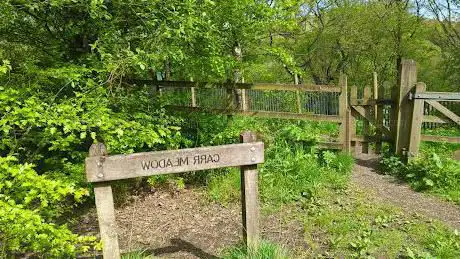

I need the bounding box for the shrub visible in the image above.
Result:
[0,156,98,257]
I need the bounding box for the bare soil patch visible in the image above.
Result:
[77,189,306,258]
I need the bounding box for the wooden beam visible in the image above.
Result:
[408,83,426,158]
[421,135,460,144]
[240,132,260,250]
[426,100,460,126]
[126,79,341,92]
[413,92,460,101]
[395,59,417,155]
[362,87,371,154]
[423,115,452,124]
[87,143,120,259]
[86,143,264,182]
[339,74,351,152]
[165,105,342,122]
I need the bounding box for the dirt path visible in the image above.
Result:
[78,190,306,258]
[351,153,460,230]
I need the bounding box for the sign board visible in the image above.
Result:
[86,142,264,182]
[86,132,263,259]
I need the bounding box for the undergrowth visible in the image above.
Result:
[381,142,460,204]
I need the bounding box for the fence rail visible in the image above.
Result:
[128,61,459,158]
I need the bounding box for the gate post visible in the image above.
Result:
[408,83,426,159]
[339,74,351,152]
[394,59,417,156]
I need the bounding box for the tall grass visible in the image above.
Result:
[223,241,289,259]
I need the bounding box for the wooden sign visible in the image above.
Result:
[85,132,263,259]
[86,142,264,182]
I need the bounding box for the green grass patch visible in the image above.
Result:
[300,188,460,258]
[222,241,289,259]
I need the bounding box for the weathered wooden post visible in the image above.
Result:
[375,76,385,154]
[350,85,359,154]
[240,131,260,250]
[88,143,120,259]
[339,74,351,152]
[362,86,371,153]
[408,82,426,159]
[395,59,417,156]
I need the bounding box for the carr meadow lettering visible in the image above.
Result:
[85,142,263,182]
[140,154,220,170]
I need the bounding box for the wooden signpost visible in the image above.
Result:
[86,131,264,259]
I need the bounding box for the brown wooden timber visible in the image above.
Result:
[165,105,342,122]
[87,143,121,259]
[421,135,460,144]
[425,100,460,126]
[422,115,452,124]
[395,59,417,155]
[127,79,341,92]
[339,74,351,152]
[350,85,359,153]
[362,87,371,154]
[375,78,385,154]
[86,142,264,183]
[240,131,260,250]
[408,83,426,158]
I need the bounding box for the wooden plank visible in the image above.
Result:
[86,142,265,182]
[350,86,358,154]
[350,99,394,106]
[352,135,393,142]
[87,143,120,259]
[395,59,417,155]
[165,105,342,122]
[362,87,371,154]
[128,79,341,92]
[413,92,460,101]
[426,100,460,126]
[422,115,451,124]
[421,135,460,144]
[317,142,343,149]
[240,131,260,250]
[375,77,385,154]
[408,83,426,158]
[339,74,351,152]
[352,106,392,137]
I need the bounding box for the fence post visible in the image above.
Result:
[375,77,385,154]
[240,131,260,250]
[362,86,371,153]
[408,82,426,159]
[295,74,302,113]
[395,59,417,156]
[88,143,120,259]
[350,85,358,154]
[339,74,351,152]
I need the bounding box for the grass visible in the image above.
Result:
[299,187,460,258]
[222,241,289,259]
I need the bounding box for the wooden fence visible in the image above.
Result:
[128,59,459,158]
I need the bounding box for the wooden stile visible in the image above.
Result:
[88,143,120,259]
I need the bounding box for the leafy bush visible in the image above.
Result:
[0,156,98,257]
[203,118,353,206]
[381,152,460,203]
